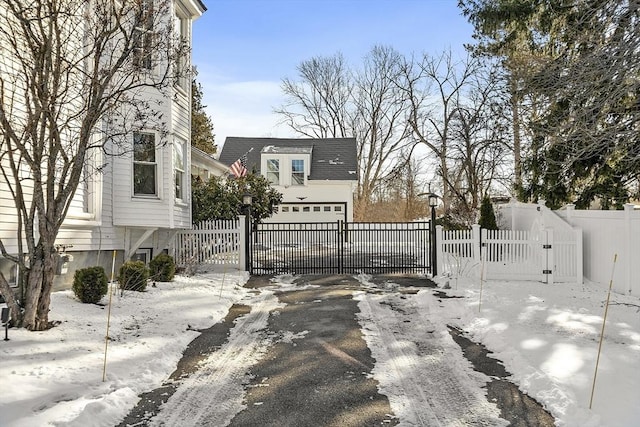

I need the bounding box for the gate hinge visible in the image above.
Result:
[543,244,552,249]
[543,269,552,274]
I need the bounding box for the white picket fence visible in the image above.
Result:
[436,224,583,284]
[173,219,243,269]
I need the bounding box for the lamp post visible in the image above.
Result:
[242,193,253,272]
[428,193,439,276]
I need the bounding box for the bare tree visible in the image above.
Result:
[399,50,485,214]
[448,63,512,211]
[376,153,430,221]
[0,0,189,330]
[277,54,352,139]
[276,46,413,219]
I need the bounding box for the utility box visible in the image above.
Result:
[55,254,74,275]
[1,303,9,324]
[1,302,10,341]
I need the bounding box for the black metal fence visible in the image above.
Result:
[250,221,430,275]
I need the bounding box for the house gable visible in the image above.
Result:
[219,137,358,222]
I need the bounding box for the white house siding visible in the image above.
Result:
[0,4,31,256]
[171,85,192,229]
[1,1,205,289]
[0,162,30,255]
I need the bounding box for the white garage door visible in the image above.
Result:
[268,203,346,223]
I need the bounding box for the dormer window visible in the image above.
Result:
[261,146,311,187]
[267,159,280,185]
[291,159,304,185]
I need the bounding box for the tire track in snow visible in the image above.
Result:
[149,290,283,427]
[356,291,507,427]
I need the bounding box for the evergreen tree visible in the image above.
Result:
[478,196,498,230]
[460,0,640,207]
[191,79,217,154]
[192,174,282,224]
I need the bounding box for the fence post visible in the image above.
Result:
[239,216,247,271]
[546,228,555,285]
[435,225,443,276]
[479,227,487,261]
[472,224,481,265]
[575,227,584,285]
[338,220,344,274]
[565,204,575,225]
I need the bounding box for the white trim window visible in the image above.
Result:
[173,138,186,201]
[173,8,189,91]
[267,159,280,185]
[133,132,157,196]
[67,147,100,220]
[291,159,305,185]
[133,0,154,70]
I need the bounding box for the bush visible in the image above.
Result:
[118,261,149,292]
[149,253,176,282]
[72,266,108,304]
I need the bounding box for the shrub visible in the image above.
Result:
[149,253,176,282]
[118,261,149,292]
[72,266,108,304]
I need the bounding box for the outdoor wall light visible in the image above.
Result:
[428,193,439,208]
[242,193,253,206]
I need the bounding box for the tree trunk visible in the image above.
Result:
[0,274,21,327]
[510,80,522,197]
[22,249,57,331]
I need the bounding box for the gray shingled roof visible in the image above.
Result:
[218,137,358,181]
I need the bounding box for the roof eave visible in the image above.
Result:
[180,0,207,18]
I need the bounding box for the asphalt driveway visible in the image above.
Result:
[119,274,554,427]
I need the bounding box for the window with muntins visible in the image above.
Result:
[133,0,154,69]
[291,159,304,185]
[173,139,185,201]
[133,132,157,196]
[267,159,280,185]
[173,12,188,90]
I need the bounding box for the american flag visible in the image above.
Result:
[229,153,248,178]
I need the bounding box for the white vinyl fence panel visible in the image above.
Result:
[174,219,242,269]
[437,226,480,278]
[437,225,582,284]
[482,228,545,281]
[557,204,638,295]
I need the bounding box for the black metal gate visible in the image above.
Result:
[250,221,430,275]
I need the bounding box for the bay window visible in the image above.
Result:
[133,132,157,196]
[174,138,185,201]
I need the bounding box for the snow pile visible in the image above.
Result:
[425,277,640,427]
[0,271,638,427]
[0,270,249,427]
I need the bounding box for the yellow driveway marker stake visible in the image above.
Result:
[589,253,617,409]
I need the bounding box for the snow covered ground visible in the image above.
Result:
[0,270,638,426]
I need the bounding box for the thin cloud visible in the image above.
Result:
[195,75,295,148]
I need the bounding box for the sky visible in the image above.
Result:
[1,269,638,426]
[191,0,475,152]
